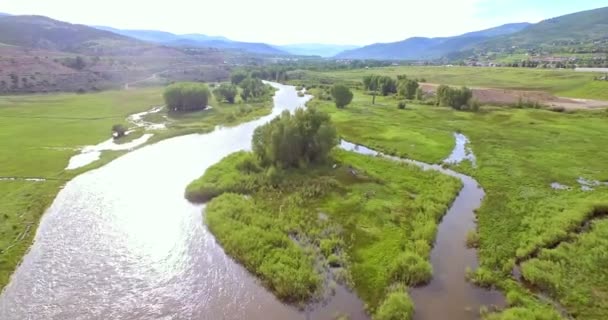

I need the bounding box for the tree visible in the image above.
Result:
[252,108,337,168]
[363,75,397,96]
[231,70,248,85]
[331,84,353,109]
[398,79,419,100]
[164,82,210,112]
[415,87,424,100]
[213,83,238,103]
[112,124,127,138]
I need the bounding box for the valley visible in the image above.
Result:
[1,3,608,320]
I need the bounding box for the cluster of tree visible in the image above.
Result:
[231,67,289,84]
[397,75,420,100]
[436,85,477,111]
[330,84,354,108]
[239,77,270,102]
[252,108,338,169]
[163,82,211,112]
[213,83,238,103]
[362,75,397,96]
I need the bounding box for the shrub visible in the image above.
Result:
[466,230,480,248]
[398,101,407,110]
[374,286,414,320]
[331,84,354,108]
[111,124,127,138]
[389,252,432,285]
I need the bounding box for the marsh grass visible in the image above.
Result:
[186,149,461,308]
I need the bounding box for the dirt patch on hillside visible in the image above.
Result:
[420,83,608,110]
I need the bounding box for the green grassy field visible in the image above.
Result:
[291,66,608,100]
[0,85,274,291]
[305,88,608,318]
[187,149,461,316]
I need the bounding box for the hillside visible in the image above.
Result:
[478,6,608,52]
[0,15,231,94]
[335,23,530,60]
[0,15,146,54]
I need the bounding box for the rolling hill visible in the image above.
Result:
[335,23,531,60]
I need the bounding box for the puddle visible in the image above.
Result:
[443,133,477,167]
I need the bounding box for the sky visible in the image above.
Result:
[2,0,608,45]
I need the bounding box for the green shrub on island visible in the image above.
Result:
[252,107,338,168]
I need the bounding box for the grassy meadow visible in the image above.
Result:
[292,66,608,100]
[0,84,274,291]
[187,149,461,315]
[302,85,608,318]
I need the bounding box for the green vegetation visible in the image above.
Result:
[330,84,353,109]
[520,206,608,319]
[163,82,211,112]
[187,148,460,307]
[302,77,608,318]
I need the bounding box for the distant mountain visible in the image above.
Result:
[0,13,10,17]
[0,15,144,53]
[94,26,230,44]
[93,26,285,56]
[276,43,360,57]
[477,6,608,52]
[335,23,531,60]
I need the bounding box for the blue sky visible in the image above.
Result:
[2,0,607,45]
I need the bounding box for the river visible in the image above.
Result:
[0,83,502,320]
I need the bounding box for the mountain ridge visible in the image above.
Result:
[335,23,532,60]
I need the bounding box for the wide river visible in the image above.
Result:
[0,82,502,319]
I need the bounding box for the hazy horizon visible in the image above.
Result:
[2,0,608,45]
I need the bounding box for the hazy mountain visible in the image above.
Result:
[335,23,531,60]
[94,26,230,43]
[93,25,285,56]
[0,13,11,17]
[276,43,360,57]
[0,15,144,53]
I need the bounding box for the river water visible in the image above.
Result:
[1,83,502,320]
[0,83,366,320]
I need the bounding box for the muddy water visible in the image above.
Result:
[340,140,504,320]
[0,83,366,320]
